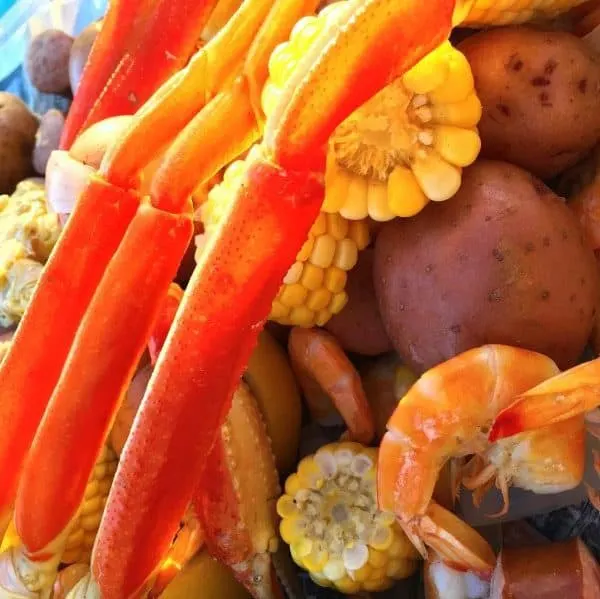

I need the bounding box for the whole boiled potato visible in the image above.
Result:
[0,93,39,193]
[374,160,599,373]
[459,27,600,179]
[325,249,393,356]
[26,30,74,95]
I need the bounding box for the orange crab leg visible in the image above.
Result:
[59,0,155,149]
[14,203,193,553]
[490,357,600,441]
[90,1,455,596]
[61,0,219,149]
[103,0,319,190]
[0,178,138,533]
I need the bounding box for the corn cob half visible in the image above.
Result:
[461,0,589,27]
[199,147,370,327]
[262,3,482,221]
[277,442,419,594]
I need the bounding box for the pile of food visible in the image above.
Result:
[2,1,600,598]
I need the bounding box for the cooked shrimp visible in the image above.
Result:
[378,345,585,572]
[288,327,375,444]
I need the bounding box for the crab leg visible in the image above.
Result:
[0,179,139,535]
[86,2,455,597]
[103,0,320,190]
[61,0,220,149]
[490,357,600,440]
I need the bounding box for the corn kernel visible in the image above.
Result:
[347,221,369,250]
[304,548,329,572]
[270,301,290,320]
[350,562,372,582]
[323,560,346,581]
[412,151,462,202]
[310,235,336,269]
[311,212,327,237]
[326,213,349,241]
[277,495,298,519]
[333,238,358,271]
[316,310,331,327]
[429,51,474,104]
[367,181,395,222]
[278,283,308,308]
[330,292,348,315]
[402,45,449,95]
[324,266,345,294]
[368,548,388,569]
[280,517,305,545]
[300,263,324,291]
[283,261,303,285]
[340,176,369,220]
[323,157,350,213]
[306,288,332,312]
[289,305,315,327]
[387,166,429,218]
[334,576,362,594]
[434,126,481,168]
[285,473,301,495]
[431,93,482,128]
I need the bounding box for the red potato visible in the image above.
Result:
[374,160,599,373]
[26,29,74,94]
[325,249,393,356]
[33,110,65,175]
[459,27,600,179]
[490,539,600,598]
[69,21,102,94]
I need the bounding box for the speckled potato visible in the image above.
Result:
[459,26,600,179]
[325,249,393,356]
[374,160,599,374]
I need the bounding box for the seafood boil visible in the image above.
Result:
[3,0,600,598]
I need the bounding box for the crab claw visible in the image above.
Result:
[192,382,283,599]
[490,357,600,441]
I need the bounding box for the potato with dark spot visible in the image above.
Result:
[33,109,65,175]
[0,93,39,194]
[459,27,600,179]
[325,249,393,356]
[26,29,74,95]
[374,160,599,374]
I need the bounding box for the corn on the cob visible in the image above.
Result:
[277,442,419,594]
[199,148,370,327]
[262,4,482,221]
[62,445,118,564]
[461,0,589,27]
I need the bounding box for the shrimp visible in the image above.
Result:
[288,327,375,444]
[378,345,585,573]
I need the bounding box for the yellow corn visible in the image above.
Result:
[62,445,118,564]
[277,442,419,593]
[263,3,481,221]
[460,0,588,26]
[199,148,369,327]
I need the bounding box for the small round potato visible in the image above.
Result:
[26,29,74,95]
[374,160,599,373]
[0,93,39,194]
[325,249,393,356]
[459,27,600,179]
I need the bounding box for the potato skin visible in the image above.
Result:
[374,160,599,373]
[325,249,393,356]
[0,93,39,194]
[459,27,600,179]
[26,29,73,94]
